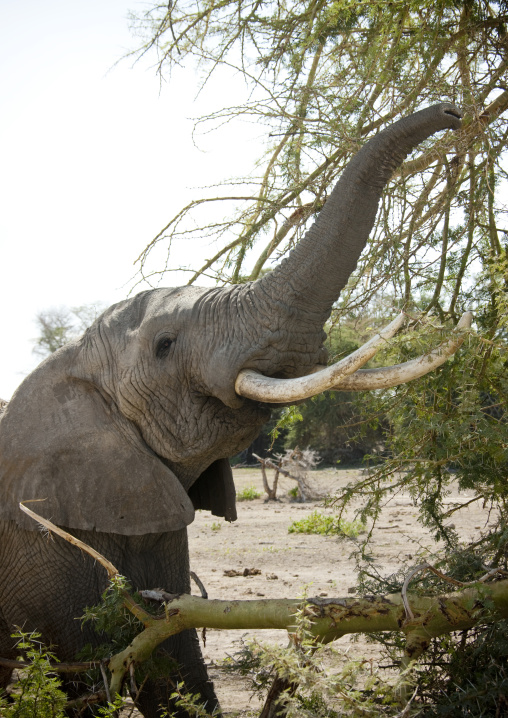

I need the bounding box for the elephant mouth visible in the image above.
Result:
[234,312,472,404]
[444,108,462,120]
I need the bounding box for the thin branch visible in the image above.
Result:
[0,657,98,672]
[19,502,119,579]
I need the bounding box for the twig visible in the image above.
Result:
[467,567,508,583]
[402,562,508,621]
[129,662,137,696]
[425,562,508,586]
[100,660,113,705]
[19,502,119,579]
[19,501,151,624]
[128,674,149,717]
[442,495,484,517]
[394,686,419,717]
[0,657,97,672]
[190,572,209,646]
[190,571,208,599]
[401,564,429,621]
[64,690,107,710]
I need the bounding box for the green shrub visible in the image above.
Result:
[0,630,67,718]
[288,511,366,538]
[236,486,261,501]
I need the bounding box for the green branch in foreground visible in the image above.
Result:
[108,580,508,696]
[19,505,508,703]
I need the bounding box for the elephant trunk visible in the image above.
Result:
[230,104,466,406]
[254,103,462,323]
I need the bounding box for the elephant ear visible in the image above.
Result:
[188,458,237,522]
[0,352,194,535]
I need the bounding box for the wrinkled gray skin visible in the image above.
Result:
[0,104,461,716]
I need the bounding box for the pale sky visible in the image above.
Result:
[0,0,260,399]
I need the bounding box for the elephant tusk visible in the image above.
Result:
[235,312,472,404]
[235,313,406,403]
[329,311,472,391]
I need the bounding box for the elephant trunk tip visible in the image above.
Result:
[444,107,462,121]
[431,102,462,130]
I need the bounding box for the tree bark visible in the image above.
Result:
[104,579,508,697]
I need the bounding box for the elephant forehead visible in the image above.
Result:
[99,286,214,338]
[145,286,214,317]
[134,287,227,349]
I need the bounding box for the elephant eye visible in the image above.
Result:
[156,336,173,359]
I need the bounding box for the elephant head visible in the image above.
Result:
[0,103,465,540]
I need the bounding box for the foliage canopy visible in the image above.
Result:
[130,0,508,293]
[128,0,508,532]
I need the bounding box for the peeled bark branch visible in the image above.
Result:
[19,504,153,624]
[16,506,508,703]
[107,579,508,695]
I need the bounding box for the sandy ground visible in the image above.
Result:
[176,466,492,716]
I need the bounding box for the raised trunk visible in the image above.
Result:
[255,103,461,322]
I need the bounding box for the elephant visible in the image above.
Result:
[0,103,464,716]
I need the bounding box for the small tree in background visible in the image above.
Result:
[254,447,322,501]
[33,304,105,358]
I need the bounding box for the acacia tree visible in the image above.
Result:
[129,0,507,526]
[33,304,105,358]
[125,0,508,710]
[130,0,507,287]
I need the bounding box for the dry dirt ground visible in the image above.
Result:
[160,466,492,717]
